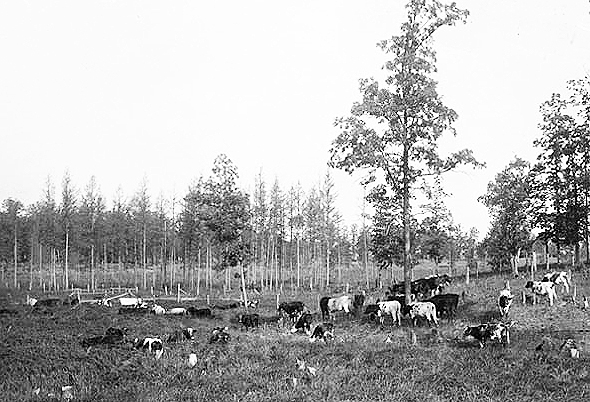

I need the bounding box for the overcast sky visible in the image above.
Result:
[1,1,589,237]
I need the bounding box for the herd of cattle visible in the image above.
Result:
[19,269,578,361]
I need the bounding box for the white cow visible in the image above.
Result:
[525,281,556,306]
[119,297,144,308]
[542,271,571,294]
[166,307,188,315]
[376,301,402,326]
[326,295,353,320]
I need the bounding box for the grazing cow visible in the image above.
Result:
[426,294,459,320]
[353,294,366,310]
[118,306,149,315]
[326,295,354,320]
[187,307,213,318]
[278,301,305,322]
[134,337,164,359]
[309,322,334,343]
[377,300,402,327]
[166,307,188,316]
[166,328,195,343]
[364,304,380,321]
[498,284,514,318]
[151,304,166,315]
[463,322,512,348]
[119,297,145,308]
[238,313,260,330]
[404,302,438,327]
[209,327,231,344]
[542,271,571,294]
[291,313,313,335]
[525,281,556,306]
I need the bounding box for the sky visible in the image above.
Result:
[1,1,589,238]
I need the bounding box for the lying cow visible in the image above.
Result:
[426,294,459,320]
[166,307,188,316]
[525,281,556,306]
[151,304,166,315]
[377,300,401,327]
[134,337,164,359]
[212,301,241,310]
[291,313,313,335]
[463,322,512,348]
[278,301,305,322]
[118,306,150,315]
[81,327,128,348]
[209,327,231,344]
[238,313,260,330]
[309,323,334,343]
[403,302,438,327]
[187,307,213,318]
[498,284,514,318]
[542,271,571,294]
[166,328,195,343]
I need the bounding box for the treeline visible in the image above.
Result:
[0,155,375,293]
[480,77,590,271]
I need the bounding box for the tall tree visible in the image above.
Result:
[329,0,479,303]
[60,171,77,289]
[2,199,23,287]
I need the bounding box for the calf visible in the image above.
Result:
[134,337,164,359]
[426,294,459,320]
[525,281,556,306]
[166,328,195,343]
[542,271,571,294]
[404,302,438,327]
[291,313,313,335]
[187,307,213,318]
[309,323,334,343]
[498,286,513,318]
[238,313,260,330]
[278,301,305,322]
[463,322,512,348]
[209,326,231,344]
[377,300,401,327]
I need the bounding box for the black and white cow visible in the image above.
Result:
[498,284,514,318]
[134,337,164,359]
[403,302,438,327]
[238,313,260,330]
[377,300,402,327]
[426,293,459,320]
[166,328,195,343]
[309,322,335,343]
[291,313,313,335]
[278,301,305,322]
[463,322,512,348]
[542,271,571,294]
[209,327,231,344]
[525,281,556,306]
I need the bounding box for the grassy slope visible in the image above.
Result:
[1,272,590,402]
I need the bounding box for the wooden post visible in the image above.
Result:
[346,283,350,293]
[177,283,181,303]
[522,291,525,305]
[276,294,280,310]
[207,294,210,305]
[465,262,470,285]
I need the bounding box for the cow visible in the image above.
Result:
[319,297,332,320]
[118,306,149,315]
[278,301,305,322]
[364,304,380,322]
[31,298,61,308]
[81,327,128,348]
[498,283,514,318]
[463,322,512,348]
[134,337,164,359]
[525,281,556,306]
[353,294,366,311]
[166,328,195,343]
[291,313,313,335]
[426,293,459,320]
[542,271,571,294]
[151,304,166,315]
[238,313,260,330]
[119,297,145,308]
[209,327,231,344]
[389,275,451,300]
[309,322,334,343]
[105,327,128,339]
[240,299,260,309]
[187,307,213,318]
[326,295,354,320]
[376,300,402,327]
[403,302,438,327]
[166,307,188,316]
[212,301,241,310]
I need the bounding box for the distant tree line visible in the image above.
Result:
[480,77,590,271]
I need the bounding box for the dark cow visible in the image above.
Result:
[81,328,127,348]
[364,304,380,321]
[278,301,305,321]
[105,327,128,339]
[187,307,213,318]
[238,313,260,330]
[134,337,164,359]
[209,326,231,344]
[212,301,241,310]
[389,275,451,299]
[309,322,334,343]
[34,298,61,308]
[320,297,332,320]
[463,322,512,348]
[291,313,313,335]
[353,294,366,310]
[426,293,459,320]
[166,328,195,343]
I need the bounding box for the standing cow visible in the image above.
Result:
[377,301,402,327]
[404,302,438,327]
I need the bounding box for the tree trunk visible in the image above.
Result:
[402,141,412,306]
[65,229,69,290]
[13,223,17,288]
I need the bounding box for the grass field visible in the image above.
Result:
[1,268,590,402]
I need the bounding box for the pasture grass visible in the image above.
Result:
[1,270,590,401]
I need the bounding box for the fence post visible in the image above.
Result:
[207,294,210,305]
[177,284,181,303]
[276,294,280,310]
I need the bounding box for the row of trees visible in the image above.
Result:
[480,77,590,271]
